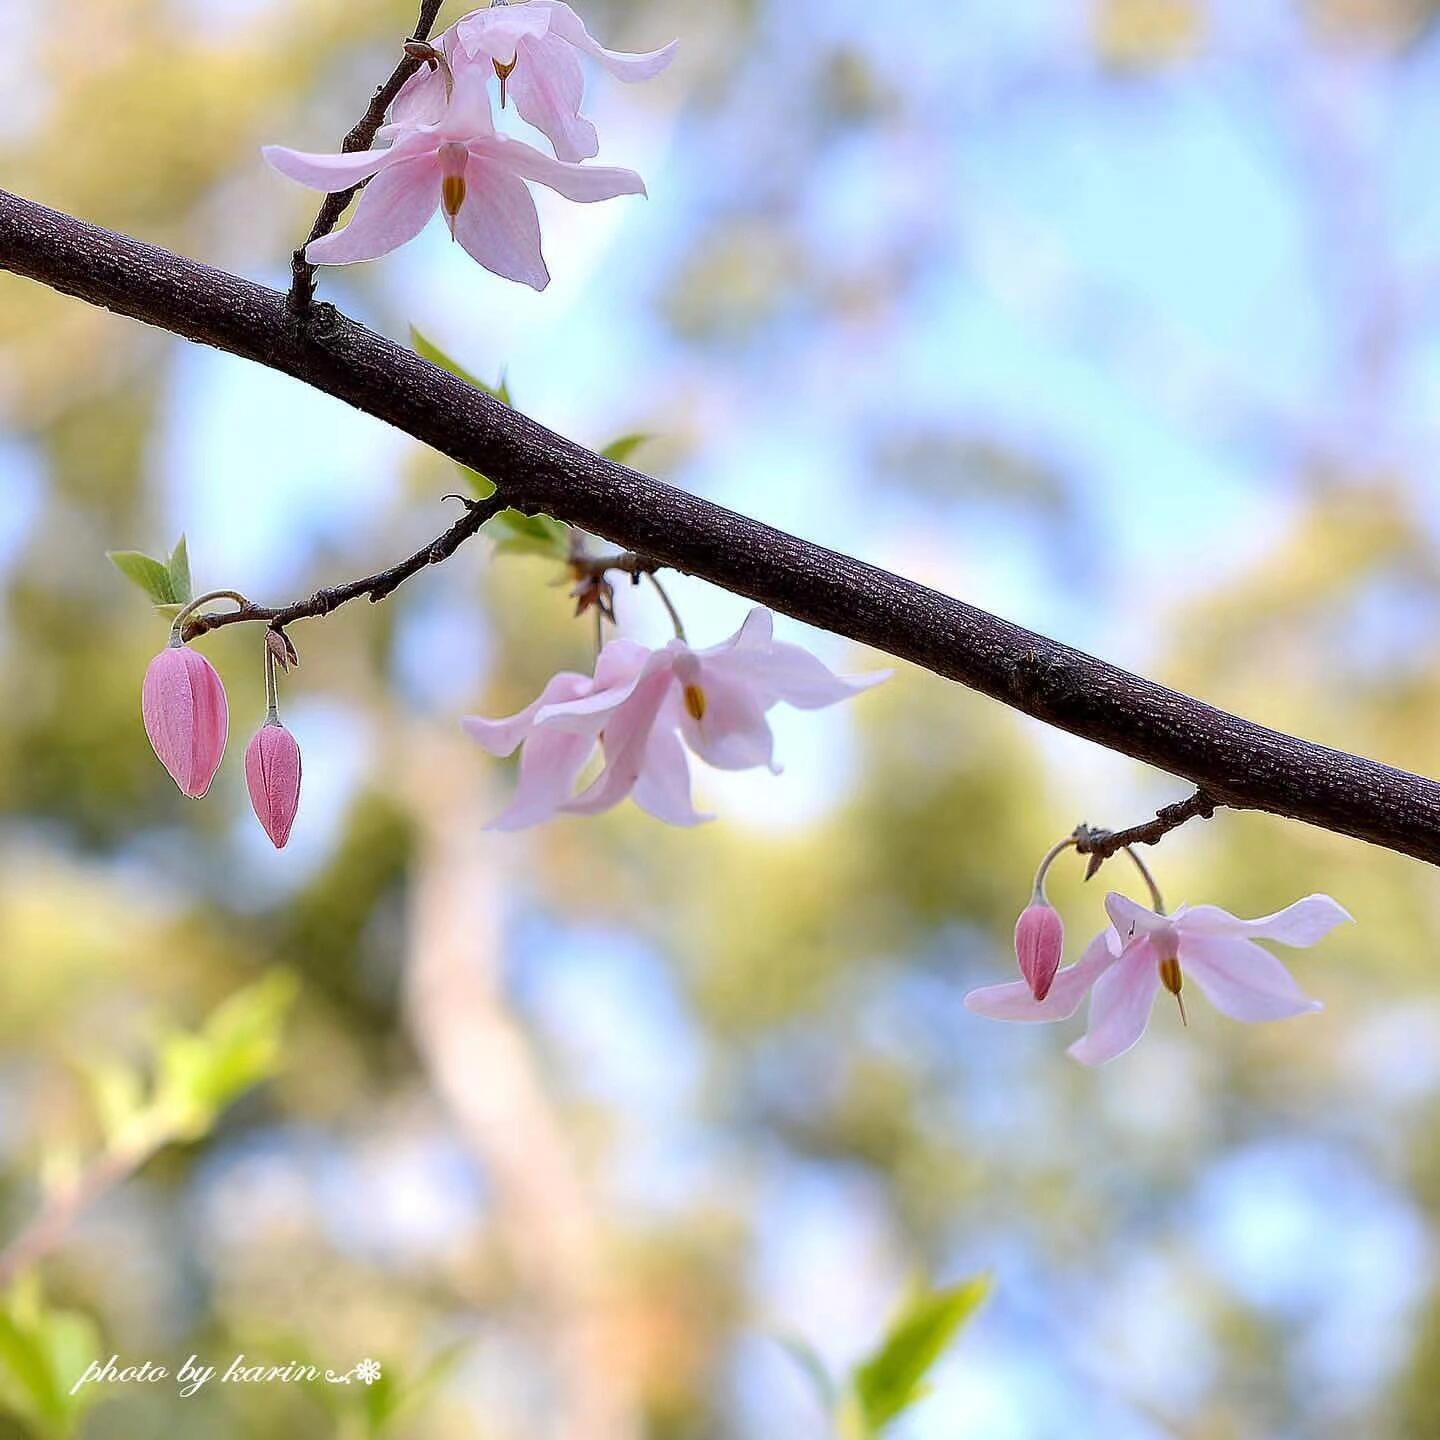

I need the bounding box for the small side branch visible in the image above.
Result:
[183,493,505,641]
[1075,790,1221,879]
[289,0,447,311]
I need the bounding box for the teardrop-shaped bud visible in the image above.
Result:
[1014,900,1064,1002]
[142,645,229,798]
[245,721,302,849]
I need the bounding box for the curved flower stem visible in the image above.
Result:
[263,640,279,723]
[169,589,250,645]
[1031,835,1077,901]
[1122,845,1166,914]
[645,572,687,642]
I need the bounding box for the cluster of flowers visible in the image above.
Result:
[965,838,1351,1064]
[464,608,889,828]
[264,0,675,288]
[142,617,302,851]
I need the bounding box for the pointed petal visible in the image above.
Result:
[632,726,712,826]
[262,142,397,191]
[462,671,592,756]
[488,135,645,201]
[965,930,1116,1023]
[564,668,674,816]
[537,0,678,81]
[1067,938,1162,1065]
[1104,891,1170,943]
[510,33,599,163]
[1180,935,1323,1023]
[1179,895,1353,947]
[453,5,553,60]
[390,62,450,130]
[487,727,597,830]
[305,155,441,264]
[451,159,549,289]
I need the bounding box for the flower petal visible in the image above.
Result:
[462,671,593,756]
[678,668,777,772]
[453,5,554,60]
[1180,934,1323,1023]
[487,725,597,831]
[390,62,450,130]
[451,159,550,289]
[564,667,675,816]
[536,0,678,81]
[487,134,645,202]
[1067,938,1162,1065]
[632,725,712,827]
[509,33,598,163]
[534,641,656,733]
[262,142,399,191]
[1103,891,1171,943]
[1179,895,1353,947]
[305,155,441,264]
[965,930,1116,1023]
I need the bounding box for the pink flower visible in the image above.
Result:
[444,0,678,162]
[463,609,889,828]
[263,66,644,287]
[245,721,303,849]
[1014,900,1064,1003]
[965,892,1351,1065]
[142,643,229,799]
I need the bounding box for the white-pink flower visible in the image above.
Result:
[965,891,1351,1065]
[263,66,643,287]
[463,609,889,828]
[445,0,678,163]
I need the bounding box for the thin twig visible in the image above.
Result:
[182,494,505,641]
[0,1141,158,1291]
[289,0,447,312]
[1074,790,1221,880]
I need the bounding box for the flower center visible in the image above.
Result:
[493,54,518,107]
[683,683,706,721]
[1153,924,1186,1025]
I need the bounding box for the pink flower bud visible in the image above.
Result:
[245,721,302,849]
[1015,900,1064,1002]
[142,644,229,799]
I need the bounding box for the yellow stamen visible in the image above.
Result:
[683,683,706,721]
[1159,955,1186,1026]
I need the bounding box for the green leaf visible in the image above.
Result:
[82,1059,147,1149]
[850,1276,990,1434]
[599,433,653,467]
[485,508,571,562]
[107,550,179,607]
[157,971,298,1136]
[167,535,192,606]
[0,1289,103,1438]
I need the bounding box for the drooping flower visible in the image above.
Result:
[245,721,303,849]
[463,639,711,829]
[462,609,889,827]
[1014,899,1064,1003]
[440,0,678,163]
[263,66,644,287]
[142,643,229,799]
[965,892,1351,1065]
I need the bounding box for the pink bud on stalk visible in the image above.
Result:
[1014,897,1065,1003]
[142,642,229,799]
[245,721,302,850]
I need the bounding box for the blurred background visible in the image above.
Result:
[4,0,1440,1434]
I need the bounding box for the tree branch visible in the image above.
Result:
[181,493,505,639]
[289,0,447,311]
[3,187,1440,865]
